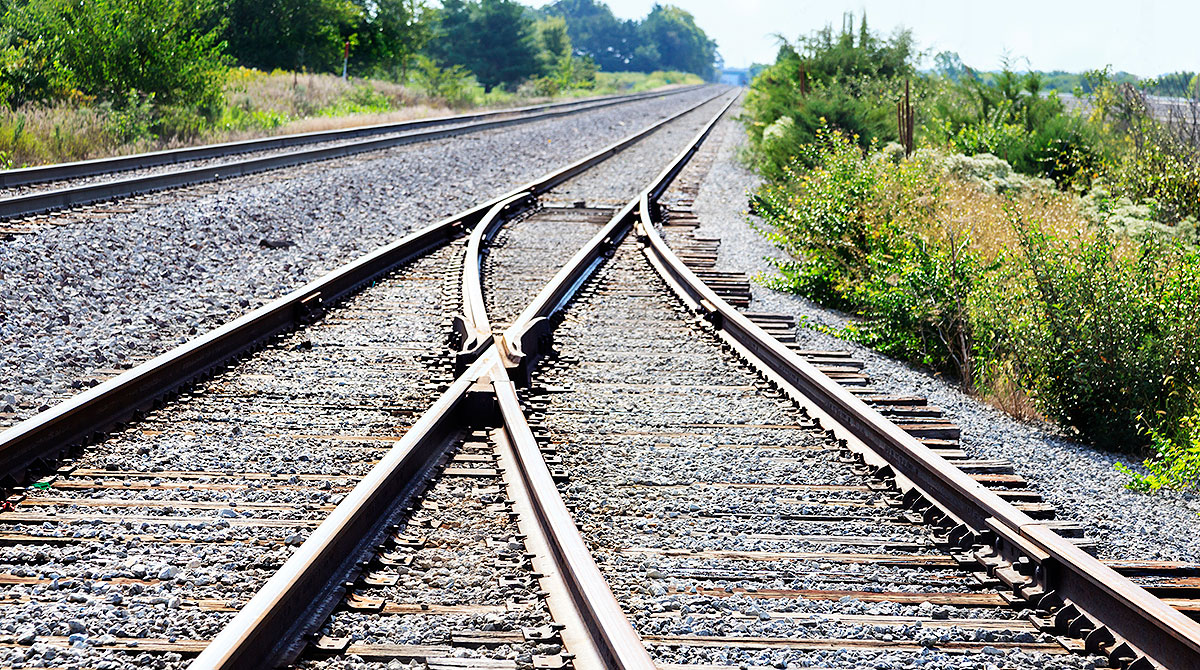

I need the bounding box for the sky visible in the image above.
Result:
[524,0,1200,77]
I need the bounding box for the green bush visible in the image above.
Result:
[413,56,478,107]
[924,68,1103,187]
[988,221,1200,450]
[1118,414,1200,492]
[756,122,1200,452]
[1,0,229,114]
[742,15,916,181]
[754,125,985,382]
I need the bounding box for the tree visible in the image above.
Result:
[470,0,540,90]
[0,0,229,112]
[224,0,360,72]
[535,15,571,75]
[635,4,716,77]
[427,0,540,91]
[934,51,966,82]
[353,0,432,80]
[425,0,474,71]
[540,0,637,71]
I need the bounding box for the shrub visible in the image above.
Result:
[741,15,916,181]
[413,56,478,107]
[1118,414,1200,492]
[974,216,1200,450]
[754,125,986,382]
[755,122,1200,451]
[0,0,229,115]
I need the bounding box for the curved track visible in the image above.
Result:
[1,87,1198,670]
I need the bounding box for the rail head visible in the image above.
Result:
[634,189,1200,670]
[493,377,655,670]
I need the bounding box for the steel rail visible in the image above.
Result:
[493,379,655,670]
[497,91,740,379]
[0,86,703,190]
[634,181,1200,669]
[0,85,710,220]
[189,83,733,665]
[454,192,533,368]
[189,349,500,669]
[0,88,727,486]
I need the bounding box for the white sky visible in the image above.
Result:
[523,0,1200,76]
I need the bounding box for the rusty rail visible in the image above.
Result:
[0,88,727,486]
[634,166,1200,670]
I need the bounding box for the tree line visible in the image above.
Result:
[0,0,718,113]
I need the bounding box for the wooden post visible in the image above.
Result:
[897,78,914,157]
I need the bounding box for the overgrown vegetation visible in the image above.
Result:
[0,0,712,167]
[744,14,1200,492]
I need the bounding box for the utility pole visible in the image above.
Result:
[342,41,349,82]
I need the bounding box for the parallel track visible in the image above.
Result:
[0,85,701,222]
[1,87,1198,670]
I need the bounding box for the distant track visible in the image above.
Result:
[0,84,703,221]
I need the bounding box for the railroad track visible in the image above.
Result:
[0,84,702,228]
[1,86,1199,670]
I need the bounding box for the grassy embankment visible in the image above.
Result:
[742,19,1200,492]
[0,68,702,169]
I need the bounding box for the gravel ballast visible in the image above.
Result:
[0,87,719,425]
[526,240,1100,670]
[688,102,1200,562]
[0,245,458,669]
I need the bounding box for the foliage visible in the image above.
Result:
[223,0,360,73]
[412,56,475,106]
[1077,68,1200,225]
[592,70,700,93]
[754,123,1200,454]
[634,5,716,78]
[0,0,228,115]
[538,0,636,72]
[988,219,1200,451]
[1117,413,1200,492]
[354,0,433,80]
[742,13,916,180]
[1144,71,1198,98]
[540,0,716,78]
[923,66,1102,187]
[754,126,986,383]
[425,0,541,91]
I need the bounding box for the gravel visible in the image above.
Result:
[482,92,734,328]
[0,90,691,201]
[687,102,1200,562]
[0,86,720,426]
[524,240,1100,670]
[304,438,555,669]
[0,246,457,669]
